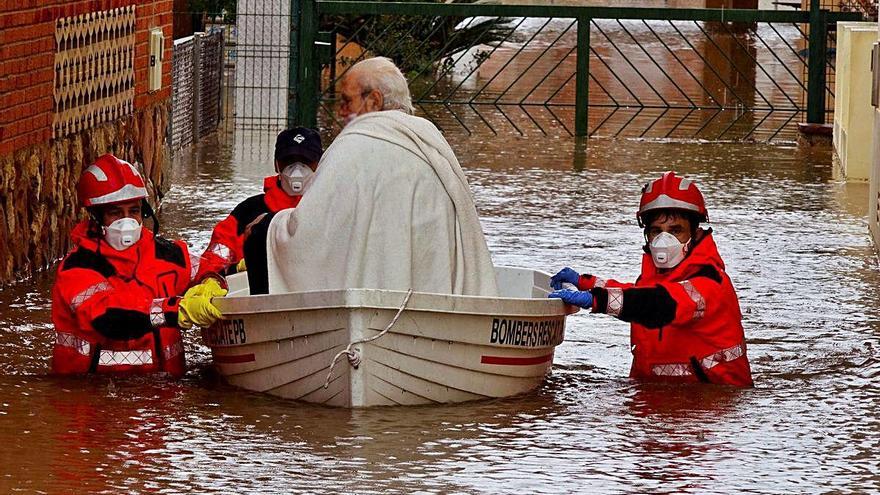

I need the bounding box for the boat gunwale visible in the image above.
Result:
[214,288,579,318]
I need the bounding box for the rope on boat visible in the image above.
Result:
[323,288,414,389]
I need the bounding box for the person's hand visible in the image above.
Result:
[548,289,593,309]
[178,280,228,329]
[185,277,226,297]
[550,267,580,290]
[235,258,247,273]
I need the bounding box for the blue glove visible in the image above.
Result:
[550,267,580,290]
[548,289,593,309]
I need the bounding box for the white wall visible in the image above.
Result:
[870,18,880,250]
[833,22,877,182]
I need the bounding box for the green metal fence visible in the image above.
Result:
[286,1,862,141]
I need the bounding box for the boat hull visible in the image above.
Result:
[202,267,576,407]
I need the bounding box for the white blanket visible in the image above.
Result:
[266,111,499,296]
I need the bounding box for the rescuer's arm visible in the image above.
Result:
[579,274,632,290]
[195,195,272,281]
[177,278,228,329]
[549,267,633,291]
[195,213,244,281]
[57,268,182,340]
[589,266,724,329]
[548,288,593,308]
[59,268,226,337]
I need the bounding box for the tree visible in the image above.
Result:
[188,0,236,24]
[321,0,514,76]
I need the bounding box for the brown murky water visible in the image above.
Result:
[2,126,879,492]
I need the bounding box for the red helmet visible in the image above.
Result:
[77,154,148,208]
[637,171,708,226]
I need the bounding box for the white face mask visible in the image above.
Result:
[104,217,142,251]
[649,231,690,269]
[279,162,315,196]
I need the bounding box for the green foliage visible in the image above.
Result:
[189,0,237,22]
[321,0,514,77]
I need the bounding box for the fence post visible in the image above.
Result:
[296,0,318,127]
[288,0,299,127]
[193,33,203,141]
[575,16,590,137]
[806,0,827,124]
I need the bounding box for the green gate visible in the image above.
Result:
[288,0,862,141]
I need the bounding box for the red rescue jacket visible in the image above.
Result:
[579,229,753,387]
[51,221,196,377]
[196,176,301,279]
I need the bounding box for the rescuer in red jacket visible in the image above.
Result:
[548,171,753,387]
[195,127,323,286]
[51,154,226,377]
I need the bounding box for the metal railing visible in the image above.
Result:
[194,1,863,141]
[170,31,224,150]
[279,0,862,142]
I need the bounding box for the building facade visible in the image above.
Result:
[0,0,173,283]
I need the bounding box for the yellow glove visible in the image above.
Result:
[235,258,247,273]
[178,280,227,329]
[184,277,224,298]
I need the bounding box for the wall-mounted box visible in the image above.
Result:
[149,28,165,92]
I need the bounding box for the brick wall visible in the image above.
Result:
[0,0,174,283]
[0,0,173,156]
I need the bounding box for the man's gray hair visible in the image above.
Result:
[350,57,414,115]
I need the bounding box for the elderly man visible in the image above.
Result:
[261,57,498,296]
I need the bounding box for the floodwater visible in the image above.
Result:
[1,126,879,493]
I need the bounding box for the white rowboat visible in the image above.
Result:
[201,266,577,407]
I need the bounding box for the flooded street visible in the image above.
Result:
[1,126,879,492]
